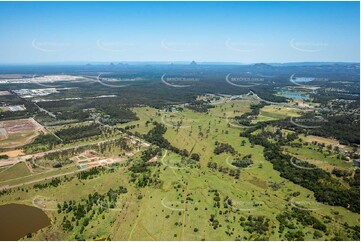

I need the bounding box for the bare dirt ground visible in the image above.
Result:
[0,118,46,148]
[0,150,24,158]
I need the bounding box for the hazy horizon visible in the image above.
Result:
[0,60,360,66]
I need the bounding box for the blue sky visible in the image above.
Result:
[0,1,359,64]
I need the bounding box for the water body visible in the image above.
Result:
[0,203,50,240]
[277,90,309,100]
[293,77,315,83]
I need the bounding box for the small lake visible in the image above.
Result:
[292,77,315,83]
[277,90,309,100]
[0,203,50,240]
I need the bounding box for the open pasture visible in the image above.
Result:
[254,105,304,123]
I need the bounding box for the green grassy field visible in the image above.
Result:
[285,146,353,170]
[0,100,359,240]
[0,167,79,188]
[0,149,358,240]
[0,162,30,182]
[117,107,157,135]
[254,105,304,123]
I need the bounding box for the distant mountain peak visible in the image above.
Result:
[253,63,272,67]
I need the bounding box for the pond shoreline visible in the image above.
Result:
[0,203,51,241]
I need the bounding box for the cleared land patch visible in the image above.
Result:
[254,105,304,123]
[0,118,46,148]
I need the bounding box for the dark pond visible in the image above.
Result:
[0,203,50,241]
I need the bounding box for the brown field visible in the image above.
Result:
[0,118,46,148]
[0,149,24,158]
